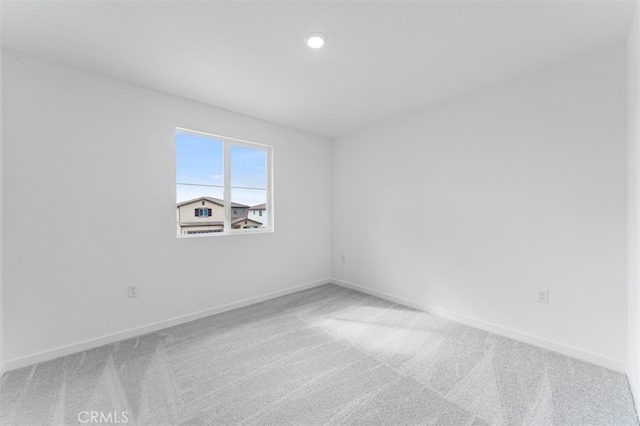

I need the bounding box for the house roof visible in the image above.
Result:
[177,196,249,209]
[249,203,267,210]
[231,217,263,226]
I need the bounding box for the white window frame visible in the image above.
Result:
[176,127,273,237]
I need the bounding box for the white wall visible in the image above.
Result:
[2,48,331,366]
[628,0,640,403]
[332,45,628,370]
[0,4,4,377]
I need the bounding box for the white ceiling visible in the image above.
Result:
[1,0,636,139]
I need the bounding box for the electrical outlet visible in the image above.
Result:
[128,285,138,298]
[537,289,549,304]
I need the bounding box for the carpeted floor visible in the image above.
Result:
[0,284,638,425]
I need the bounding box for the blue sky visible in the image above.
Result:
[176,131,267,207]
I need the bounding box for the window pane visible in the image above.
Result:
[231,145,266,189]
[176,132,224,188]
[176,130,225,236]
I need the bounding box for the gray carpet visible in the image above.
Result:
[0,284,637,425]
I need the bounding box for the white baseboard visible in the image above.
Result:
[332,278,626,372]
[3,278,331,373]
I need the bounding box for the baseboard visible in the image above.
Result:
[332,278,626,372]
[3,278,331,373]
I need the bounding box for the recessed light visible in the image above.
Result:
[305,33,326,49]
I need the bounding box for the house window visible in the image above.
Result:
[176,128,272,237]
[196,207,211,217]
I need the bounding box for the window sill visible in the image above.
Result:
[177,228,273,239]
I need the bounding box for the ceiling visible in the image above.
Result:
[1,0,636,139]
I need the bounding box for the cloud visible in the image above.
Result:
[210,174,223,180]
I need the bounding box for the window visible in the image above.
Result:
[196,207,211,217]
[176,128,272,236]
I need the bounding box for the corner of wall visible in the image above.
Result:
[0,7,5,379]
[627,0,640,412]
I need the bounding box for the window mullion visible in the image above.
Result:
[267,146,273,230]
[223,139,231,232]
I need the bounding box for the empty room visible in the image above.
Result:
[2,0,640,424]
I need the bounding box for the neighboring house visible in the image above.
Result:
[176,196,261,234]
[248,203,268,227]
[230,217,264,230]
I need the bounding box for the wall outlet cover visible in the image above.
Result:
[128,285,138,298]
[537,289,549,304]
